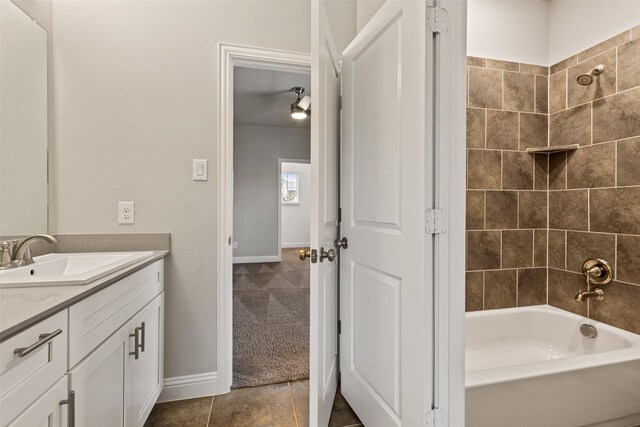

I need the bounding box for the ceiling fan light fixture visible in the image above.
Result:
[290,86,310,120]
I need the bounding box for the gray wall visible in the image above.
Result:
[50,0,355,381]
[233,125,310,259]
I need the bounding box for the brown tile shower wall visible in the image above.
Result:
[547,27,640,334]
[465,57,550,312]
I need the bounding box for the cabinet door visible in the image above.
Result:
[69,323,131,427]
[127,293,164,427]
[6,377,68,427]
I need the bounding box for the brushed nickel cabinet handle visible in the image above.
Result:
[59,390,75,427]
[140,322,146,353]
[129,326,142,359]
[14,329,63,358]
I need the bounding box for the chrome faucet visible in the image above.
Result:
[575,259,612,303]
[0,234,58,269]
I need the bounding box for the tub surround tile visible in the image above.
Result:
[549,71,567,113]
[592,87,640,143]
[550,103,591,147]
[616,235,640,285]
[519,113,548,150]
[577,30,630,63]
[518,191,547,229]
[549,190,588,231]
[548,269,587,317]
[551,55,577,75]
[520,63,549,76]
[535,75,549,114]
[534,154,548,191]
[618,38,640,91]
[590,281,640,335]
[487,59,519,71]
[467,108,486,148]
[485,191,518,230]
[469,67,503,109]
[567,50,617,107]
[468,150,502,189]
[486,110,518,150]
[566,142,615,189]
[534,230,547,267]
[504,72,535,112]
[565,231,616,274]
[548,230,566,270]
[466,272,484,312]
[466,191,485,230]
[518,268,547,306]
[502,151,533,190]
[484,270,517,309]
[467,56,486,67]
[467,231,501,271]
[590,187,640,234]
[502,230,534,269]
[548,152,567,190]
[617,137,640,186]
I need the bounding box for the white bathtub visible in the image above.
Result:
[466,305,640,427]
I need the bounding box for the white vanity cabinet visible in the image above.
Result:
[0,258,164,427]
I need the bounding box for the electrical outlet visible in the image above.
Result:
[118,201,135,224]
[233,241,238,249]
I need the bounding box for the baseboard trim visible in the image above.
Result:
[232,255,280,264]
[281,242,310,248]
[158,372,218,402]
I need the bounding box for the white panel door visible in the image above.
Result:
[310,0,341,425]
[341,1,432,426]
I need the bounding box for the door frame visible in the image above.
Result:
[217,43,311,393]
[278,158,312,253]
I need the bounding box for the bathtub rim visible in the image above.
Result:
[465,304,640,388]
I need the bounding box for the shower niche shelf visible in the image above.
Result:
[525,144,579,154]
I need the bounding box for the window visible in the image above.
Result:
[281,172,299,204]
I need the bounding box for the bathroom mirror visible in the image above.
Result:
[0,0,48,236]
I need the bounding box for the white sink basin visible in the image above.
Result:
[0,252,154,288]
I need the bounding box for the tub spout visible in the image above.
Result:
[574,288,605,302]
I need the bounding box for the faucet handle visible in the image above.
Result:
[0,242,12,269]
[582,259,613,286]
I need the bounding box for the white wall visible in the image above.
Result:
[548,0,640,64]
[51,0,354,383]
[233,125,310,259]
[468,0,549,65]
[356,0,385,32]
[281,162,311,248]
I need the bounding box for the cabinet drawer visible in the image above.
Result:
[0,310,67,423]
[69,259,163,368]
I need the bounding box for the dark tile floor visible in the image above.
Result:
[144,381,361,427]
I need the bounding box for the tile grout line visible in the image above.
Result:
[205,395,215,427]
[288,382,299,427]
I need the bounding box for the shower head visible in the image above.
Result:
[577,64,604,85]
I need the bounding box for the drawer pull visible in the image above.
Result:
[140,322,146,353]
[59,390,75,427]
[14,329,63,358]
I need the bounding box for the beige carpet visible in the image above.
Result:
[232,248,310,388]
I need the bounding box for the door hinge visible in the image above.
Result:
[425,408,447,427]
[338,207,342,223]
[427,6,448,35]
[338,320,341,334]
[425,209,447,234]
[338,95,343,110]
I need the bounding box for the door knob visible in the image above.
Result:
[299,249,318,263]
[319,247,336,262]
[334,237,348,249]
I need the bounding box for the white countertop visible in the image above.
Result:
[0,250,169,341]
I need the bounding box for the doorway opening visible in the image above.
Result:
[230,64,312,389]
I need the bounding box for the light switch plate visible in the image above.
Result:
[193,159,208,181]
[118,201,134,224]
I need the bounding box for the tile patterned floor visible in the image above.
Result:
[144,381,362,427]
